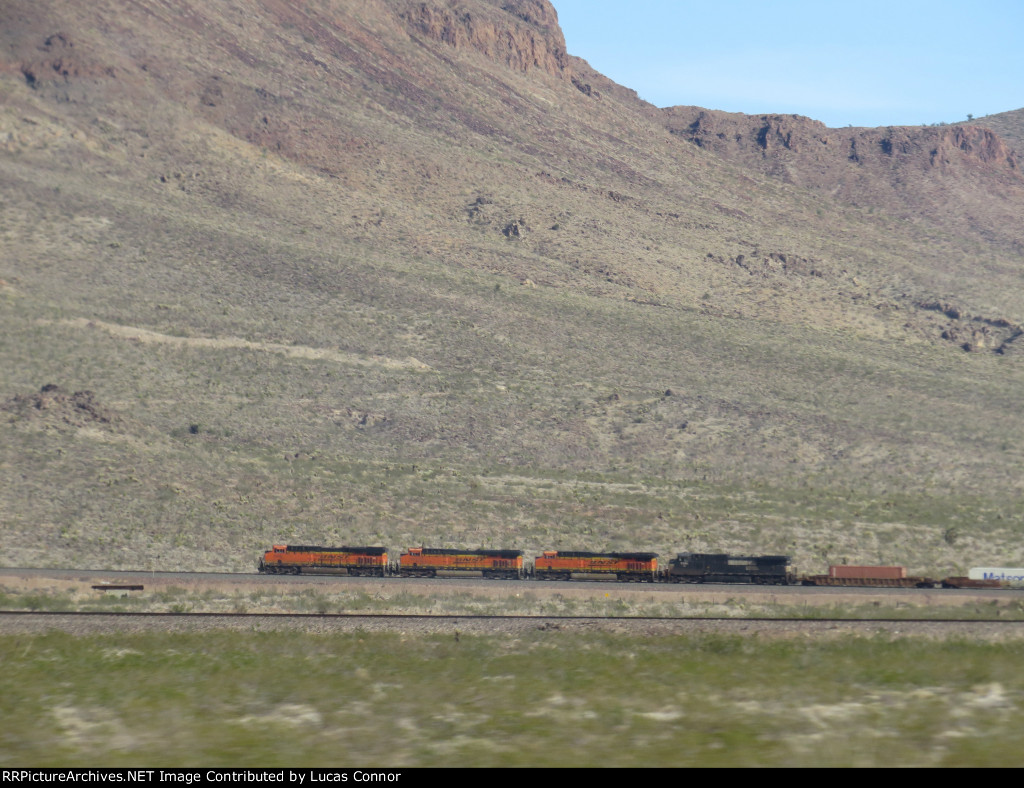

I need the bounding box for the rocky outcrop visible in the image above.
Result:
[663,106,1024,255]
[924,125,1016,170]
[501,0,560,30]
[12,32,118,88]
[665,108,1018,175]
[3,384,118,427]
[665,109,830,157]
[400,0,570,77]
[911,301,1023,354]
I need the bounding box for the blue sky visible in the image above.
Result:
[552,0,1023,128]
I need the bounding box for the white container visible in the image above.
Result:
[968,567,1024,586]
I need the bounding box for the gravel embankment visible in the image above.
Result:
[3,612,1024,641]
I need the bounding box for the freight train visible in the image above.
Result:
[258,544,1020,588]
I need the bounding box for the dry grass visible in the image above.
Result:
[3,629,1024,766]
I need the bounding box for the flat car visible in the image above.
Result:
[801,565,935,588]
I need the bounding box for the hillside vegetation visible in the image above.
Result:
[2,0,1023,575]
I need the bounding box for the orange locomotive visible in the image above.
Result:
[258,544,388,576]
[398,547,524,579]
[533,551,659,582]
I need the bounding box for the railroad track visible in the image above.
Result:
[2,609,1022,624]
[5,566,1024,596]
[5,610,1023,641]
[2,605,1024,630]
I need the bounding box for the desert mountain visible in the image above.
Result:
[973,107,1024,151]
[2,0,1023,572]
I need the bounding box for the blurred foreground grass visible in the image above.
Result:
[2,630,1023,767]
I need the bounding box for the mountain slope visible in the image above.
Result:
[974,107,1024,151]
[2,0,1023,574]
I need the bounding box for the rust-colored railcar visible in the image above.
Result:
[258,544,388,576]
[533,551,659,582]
[830,565,906,580]
[940,577,1006,589]
[398,547,524,579]
[802,565,936,588]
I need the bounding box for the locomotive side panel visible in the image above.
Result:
[533,551,659,582]
[667,553,792,585]
[398,548,524,578]
[259,545,388,576]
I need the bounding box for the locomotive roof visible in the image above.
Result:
[551,551,659,560]
[674,552,790,561]
[284,545,387,555]
[413,548,523,558]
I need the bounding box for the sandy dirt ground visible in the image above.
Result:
[3,567,1024,640]
[0,566,1019,607]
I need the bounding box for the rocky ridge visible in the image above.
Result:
[662,108,1023,254]
[401,0,570,77]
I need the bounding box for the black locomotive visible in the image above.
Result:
[665,553,793,585]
